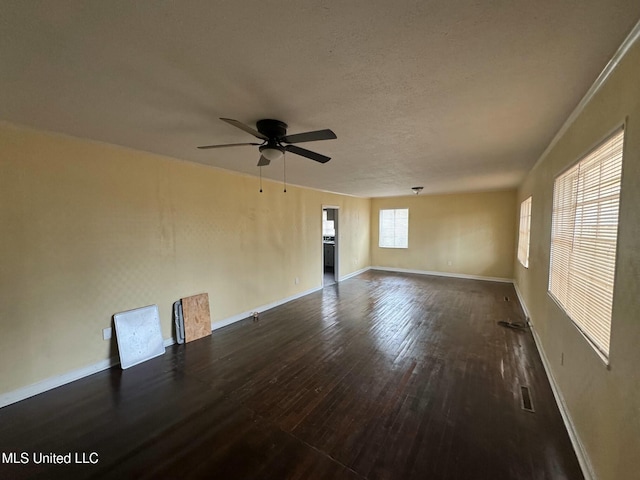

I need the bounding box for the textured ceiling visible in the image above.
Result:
[2,1,639,197]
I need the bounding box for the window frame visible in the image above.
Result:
[517,196,532,268]
[547,127,624,363]
[322,210,335,236]
[378,208,409,249]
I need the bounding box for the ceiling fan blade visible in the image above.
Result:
[257,155,270,167]
[282,129,337,144]
[220,118,268,140]
[285,145,331,164]
[197,142,261,150]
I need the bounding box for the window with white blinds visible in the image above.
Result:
[548,128,624,359]
[517,197,532,268]
[379,209,409,248]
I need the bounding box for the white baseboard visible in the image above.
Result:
[0,286,331,409]
[339,266,371,282]
[0,358,117,409]
[371,266,513,283]
[211,285,323,331]
[512,281,531,323]
[0,337,176,409]
[211,269,373,332]
[516,286,596,480]
[0,338,175,408]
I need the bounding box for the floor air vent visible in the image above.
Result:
[520,386,535,412]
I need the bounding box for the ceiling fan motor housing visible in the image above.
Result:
[256,119,288,139]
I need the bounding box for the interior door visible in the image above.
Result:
[322,207,339,286]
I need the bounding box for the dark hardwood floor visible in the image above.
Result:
[0,271,583,479]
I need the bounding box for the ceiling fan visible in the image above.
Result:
[198,118,337,166]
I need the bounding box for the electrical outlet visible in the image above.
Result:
[295,277,300,285]
[103,327,112,341]
[447,260,452,266]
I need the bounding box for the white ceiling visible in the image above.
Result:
[2,1,639,197]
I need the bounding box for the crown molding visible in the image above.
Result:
[531,19,640,172]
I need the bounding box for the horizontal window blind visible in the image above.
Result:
[379,209,408,248]
[548,128,624,358]
[517,196,532,268]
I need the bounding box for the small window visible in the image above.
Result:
[322,210,335,236]
[548,128,624,360]
[517,197,532,268]
[379,209,408,248]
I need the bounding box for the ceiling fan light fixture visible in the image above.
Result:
[412,186,424,195]
[260,145,285,161]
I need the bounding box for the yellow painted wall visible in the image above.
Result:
[371,191,517,280]
[514,40,640,480]
[0,122,370,395]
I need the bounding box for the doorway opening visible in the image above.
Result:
[322,207,339,286]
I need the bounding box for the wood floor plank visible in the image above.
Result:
[0,271,583,479]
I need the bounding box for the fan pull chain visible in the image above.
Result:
[283,154,287,193]
[259,166,263,193]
